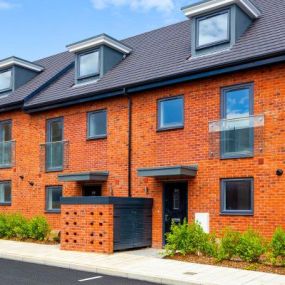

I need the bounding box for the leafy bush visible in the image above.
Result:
[165,220,217,257]
[271,227,285,258]
[218,228,241,261]
[236,229,266,262]
[0,213,50,241]
[28,216,50,241]
[5,214,29,239]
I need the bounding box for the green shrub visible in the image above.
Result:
[28,216,50,241]
[165,220,216,257]
[5,214,30,239]
[218,228,241,261]
[0,214,7,237]
[271,227,285,258]
[236,229,266,262]
[0,214,50,241]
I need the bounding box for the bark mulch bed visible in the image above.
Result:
[167,254,285,275]
[1,237,59,245]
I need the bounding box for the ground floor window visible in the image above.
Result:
[46,186,62,213]
[0,181,11,205]
[221,178,253,215]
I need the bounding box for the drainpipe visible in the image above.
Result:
[125,89,132,197]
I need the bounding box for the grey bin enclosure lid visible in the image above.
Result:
[58,171,109,182]
[137,165,198,178]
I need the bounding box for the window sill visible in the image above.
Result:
[0,165,12,169]
[220,211,253,216]
[157,126,184,132]
[0,203,11,206]
[221,153,253,160]
[45,210,61,214]
[87,135,107,141]
[46,168,64,173]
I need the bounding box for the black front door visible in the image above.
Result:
[83,185,102,197]
[164,182,188,240]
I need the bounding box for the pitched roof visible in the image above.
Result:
[1,0,285,111]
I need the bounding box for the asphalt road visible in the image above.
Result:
[0,259,158,285]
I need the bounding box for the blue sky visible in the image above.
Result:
[0,0,199,61]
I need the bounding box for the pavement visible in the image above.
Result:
[0,258,156,285]
[0,240,285,285]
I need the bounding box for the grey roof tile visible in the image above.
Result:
[2,0,285,109]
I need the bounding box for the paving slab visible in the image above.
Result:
[0,240,284,285]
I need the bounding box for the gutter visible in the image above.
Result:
[23,52,285,113]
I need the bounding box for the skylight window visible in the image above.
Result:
[78,50,100,79]
[197,10,230,49]
[0,70,12,92]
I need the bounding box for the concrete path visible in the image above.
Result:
[0,240,285,285]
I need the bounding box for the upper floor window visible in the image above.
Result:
[221,178,253,215]
[46,117,64,171]
[158,96,184,131]
[87,110,107,139]
[0,120,12,168]
[0,181,11,205]
[196,10,230,49]
[0,70,12,93]
[221,84,253,159]
[78,50,100,80]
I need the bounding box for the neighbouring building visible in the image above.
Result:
[0,0,285,252]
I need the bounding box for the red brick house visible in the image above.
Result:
[0,0,284,252]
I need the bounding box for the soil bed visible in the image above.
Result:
[1,238,59,245]
[167,254,285,275]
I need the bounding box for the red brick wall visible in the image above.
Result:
[61,204,113,253]
[0,63,284,248]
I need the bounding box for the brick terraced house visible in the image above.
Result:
[0,0,285,252]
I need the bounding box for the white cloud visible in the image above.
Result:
[91,0,175,13]
[0,0,17,10]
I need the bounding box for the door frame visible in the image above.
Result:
[162,181,188,245]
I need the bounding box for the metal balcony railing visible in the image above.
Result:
[40,141,69,172]
[208,115,265,159]
[0,140,15,168]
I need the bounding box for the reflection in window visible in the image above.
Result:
[158,97,184,130]
[0,181,11,204]
[79,51,100,78]
[197,11,229,48]
[88,110,107,139]
[173,189,180,210]
[221,178,253,214]
[0,70,12,92]
[221,85,253,158]
[46,186,62,212]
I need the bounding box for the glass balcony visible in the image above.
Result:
[209,115,265,159]
[40,141,69,172]
[0,141,15,168]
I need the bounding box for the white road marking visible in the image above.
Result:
[78,276,103,282]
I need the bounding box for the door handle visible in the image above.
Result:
[165,214,169,222]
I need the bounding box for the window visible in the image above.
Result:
[78,50,100,79]
[221,178,253,215]
[87,110,107,139]
[221,84,253,158]
[0,70,12,92]
[197,10,230,49]
[0,181,11,205]
[0,120,12,168]
[46,186,62,212]
[158,97,184,130]
[46,118,64,171]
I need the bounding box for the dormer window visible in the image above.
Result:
[196,10,230,49]
[0,70,12,93]
[67,34,132,86]
[182,0,261,57]
[78,50,100,80]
